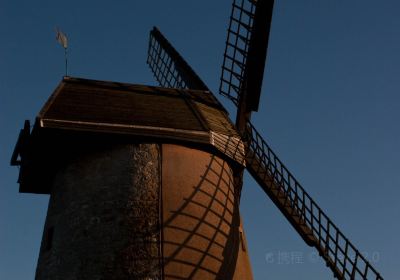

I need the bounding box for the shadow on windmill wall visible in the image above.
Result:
[161,144,252,280]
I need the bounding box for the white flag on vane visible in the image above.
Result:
[55,27,68,49]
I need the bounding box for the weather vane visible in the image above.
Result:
[55,27,68,76]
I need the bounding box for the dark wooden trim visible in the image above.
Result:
[40,118,211,144]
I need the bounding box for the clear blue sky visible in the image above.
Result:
[1,0,399,279]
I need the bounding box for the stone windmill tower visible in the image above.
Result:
[11,0,383,279]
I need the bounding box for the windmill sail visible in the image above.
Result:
[218,1,384,277]
[243,120,383,280]
[147,27,210,91]
[219,0,274,112]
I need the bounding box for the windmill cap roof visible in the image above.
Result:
[12,76,245,193]
[38,76,236,141]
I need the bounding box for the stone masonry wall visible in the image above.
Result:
[35,144,161,280]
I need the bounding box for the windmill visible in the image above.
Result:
[10,0,384,279]
[146,0,383,279]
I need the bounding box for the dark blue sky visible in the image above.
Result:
[1,0,399,279]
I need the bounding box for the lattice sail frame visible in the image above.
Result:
[244,122,384,280]
[219,0,257,106]
[147,27,210,91]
